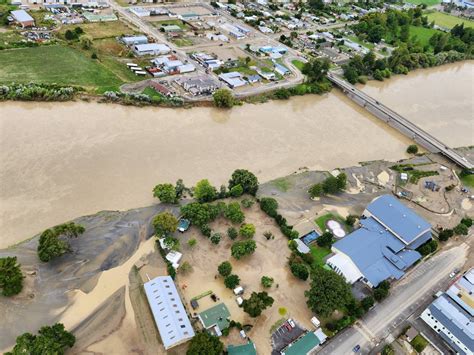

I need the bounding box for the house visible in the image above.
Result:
[281,330,327,355]
[218,72,247,88]
[121,35,148,46]
[246,74,261,84]
[327,195,432,287]
[149,82,172,97]
[165,251,182,268]
[178,64,195,74]
[257,70,276,81]
[129,7,150,17]
[10,10,35,28]
[274,64,290,76]
[162,24,182,33]
[176,75,219,95]
[134,43,170,56]
[143,276,195,349]
[227,341,257,355]
[405,327,419,342]
[420,268,474,354]
[198,303,230,336]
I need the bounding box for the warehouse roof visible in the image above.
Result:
[143,276,194,349]
[11,10,34,23]
[227,342,257,355]
[282,332,320,355]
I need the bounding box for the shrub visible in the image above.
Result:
[179,261,192,274]
[227,227,238,240]
[259,197,278,217]
[231,240,257,259]
[230,184,244,197]
[406,144,419,154]
[225,202,245,224]
[454,223,469,235]
[210,233,221,244]
[290,262,309,281]
[239,223,256,238]
[461,217,473,227]
[438,228,453,241]
[218,261,232,277]
[261,276,274,288]
[345,214,357,226]
[241,198,254,208]
[224,274,240,289]
[187,238,197,248]
[200,224,211,238]
[263,231,273,240]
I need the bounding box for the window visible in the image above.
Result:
[180,325,186,328]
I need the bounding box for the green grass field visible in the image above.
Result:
[315,212,347,233]
[406,0,440,6]
[426,11,474,29]
[409,25,439,46]
[310,245,331,267]
[460,174,474,188]
[0,45,122,90]
[291,59,305,71]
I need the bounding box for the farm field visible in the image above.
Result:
[406,0,440,6]
[426,11,474,29]
[0,45,123,90]
[58,20,135,40]
[409,25,439,46]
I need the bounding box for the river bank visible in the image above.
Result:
[0,61,472,249]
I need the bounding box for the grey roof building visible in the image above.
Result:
[143,276,195,349]
[421,269,474,355]
[327,195,431,287]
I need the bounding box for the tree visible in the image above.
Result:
[302,58,330,83]
[224,274,240,289]
[175,179,186,199]
[188,238,197,248]
[213,89,234,108]
[37,223,85,262]
[227,227,238,240]
[153,212,178,237]
[261,276,274,288]
[224,202,245,224]
[194,179,217,203]
[305,267,354,317]
[438,228,454,241]
[242,291,274,317]
[218,261,232,277]
[210,233,221,245]
[231,240,256,259]
[64,29,77,41]
[179,261,192,274]
[228,169,259,196]
[454,223,469,235]
[317,232,334,248]
[308,0,325,11]
[229,184,244,197]
[164,236,180,251]
[381,344,394,355]
[153,183,177,203]
[322,176,339,194]
[309,183,323,198]
[0,257,24,296]
[241,198,254,208]
[336,172,347,190]
[186,331,223,355]
[79,35,92,50]
[239,223,256,238]
[259,197,278,217]
[374,283,390,301]
[406,144,419,154]
[6,323,75,355]
[361,296,374,311]
[345,214,357,226]
[290,262,309,281]
[461,217,473,228]
[181,202,213,227]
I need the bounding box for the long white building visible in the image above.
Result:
[143,276,195,350]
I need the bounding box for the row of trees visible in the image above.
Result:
[259,197,299,239]
[0,83,75,101]
[308,172,347,198]
[438,217,472,241]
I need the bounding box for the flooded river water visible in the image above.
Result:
[0,62,472,248]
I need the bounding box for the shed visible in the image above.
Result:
[11,10,34,28]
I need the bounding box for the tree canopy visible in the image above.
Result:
[153,212,178,238]
[231,240,256,259]
[194,179,217,203]
[6,323,75,355]
[0,256,24,296]
[186,331,224,355]
[228,169,259,196]
[152,183,177,204]
[242,291,274,317]
[239,223,256,238]
[302,58,330,83]
[212,89,234,108]
[305,267,354,317]
[218,261,232,277]
[224,202,245,224]
[37,222,85,262]
[224,274,240,289]
[259,197,278,218]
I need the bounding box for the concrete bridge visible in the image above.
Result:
[327,73,474,171]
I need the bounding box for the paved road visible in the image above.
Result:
[317,244,468,355]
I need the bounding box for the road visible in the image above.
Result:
[328,73,474,170]
[317,244,469,355]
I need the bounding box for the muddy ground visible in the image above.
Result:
[0,149,472,354]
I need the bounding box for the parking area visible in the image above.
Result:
[271,319,306,355]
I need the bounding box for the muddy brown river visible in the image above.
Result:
[0,62,473,248]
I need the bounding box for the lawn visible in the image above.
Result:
[172,38,193,47]
[271,177,292,192]
[315,213,347,233]
[291,59,305,72]
[426,11,474,29]
[406,0,441,5]
[409,25,439,46]
[310,245,331,267]
[410,334,428,353]
[0,45,123,90]
[460,173,474,188]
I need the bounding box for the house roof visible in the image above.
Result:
[227,342,257,355]
[198,303,230,331]
[283,332,320,355]
[11,10,34,23]
[366,195,431,245]
[134,43,170,52]
[143,276,195,349]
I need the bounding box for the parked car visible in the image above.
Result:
[284,323,292,331]
[288,319,295,328]
[353,345,361,353]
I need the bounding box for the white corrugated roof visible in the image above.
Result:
[11,10,34,23]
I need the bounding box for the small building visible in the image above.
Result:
[178,64,196,74]
[143,276,195,350]
[274,64,290,76]
[247,74,261,84]
[405,326,419,342]
[295,239,310,254]
[218,72,247,88]
[129,6,150,17]
[122,35,148,46]
[165,250,182,269]
[281,330,326,355]
[11,10,35,28]
[162,24,182,33]
[176,75,219,96]
[149,82,172,97]
[134,43,170,56]
[198,303,231,336]
[227,341,257,355]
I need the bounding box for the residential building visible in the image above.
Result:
[198,303,230,336]
[421,269,474,354]
[218,72,247,88]
[133,43,170,56]
[274,63,290,76]
[10,10,35,28]
[327,194,431,287]
[227,342,257,355]
[176,75,220,95]
[143,276,195,350]
[281,330,327,355]
[162,24,182,32]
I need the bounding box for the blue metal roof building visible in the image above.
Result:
[327,195,431,287]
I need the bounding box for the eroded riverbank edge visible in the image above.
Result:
[0,147,473,353]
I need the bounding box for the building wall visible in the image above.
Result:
[420,309,472,355]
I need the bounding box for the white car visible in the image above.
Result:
[449,272,456,278]
[288,319,295,328]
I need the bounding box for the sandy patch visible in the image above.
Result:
[377,171,390,186]
[461,198,472,211]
